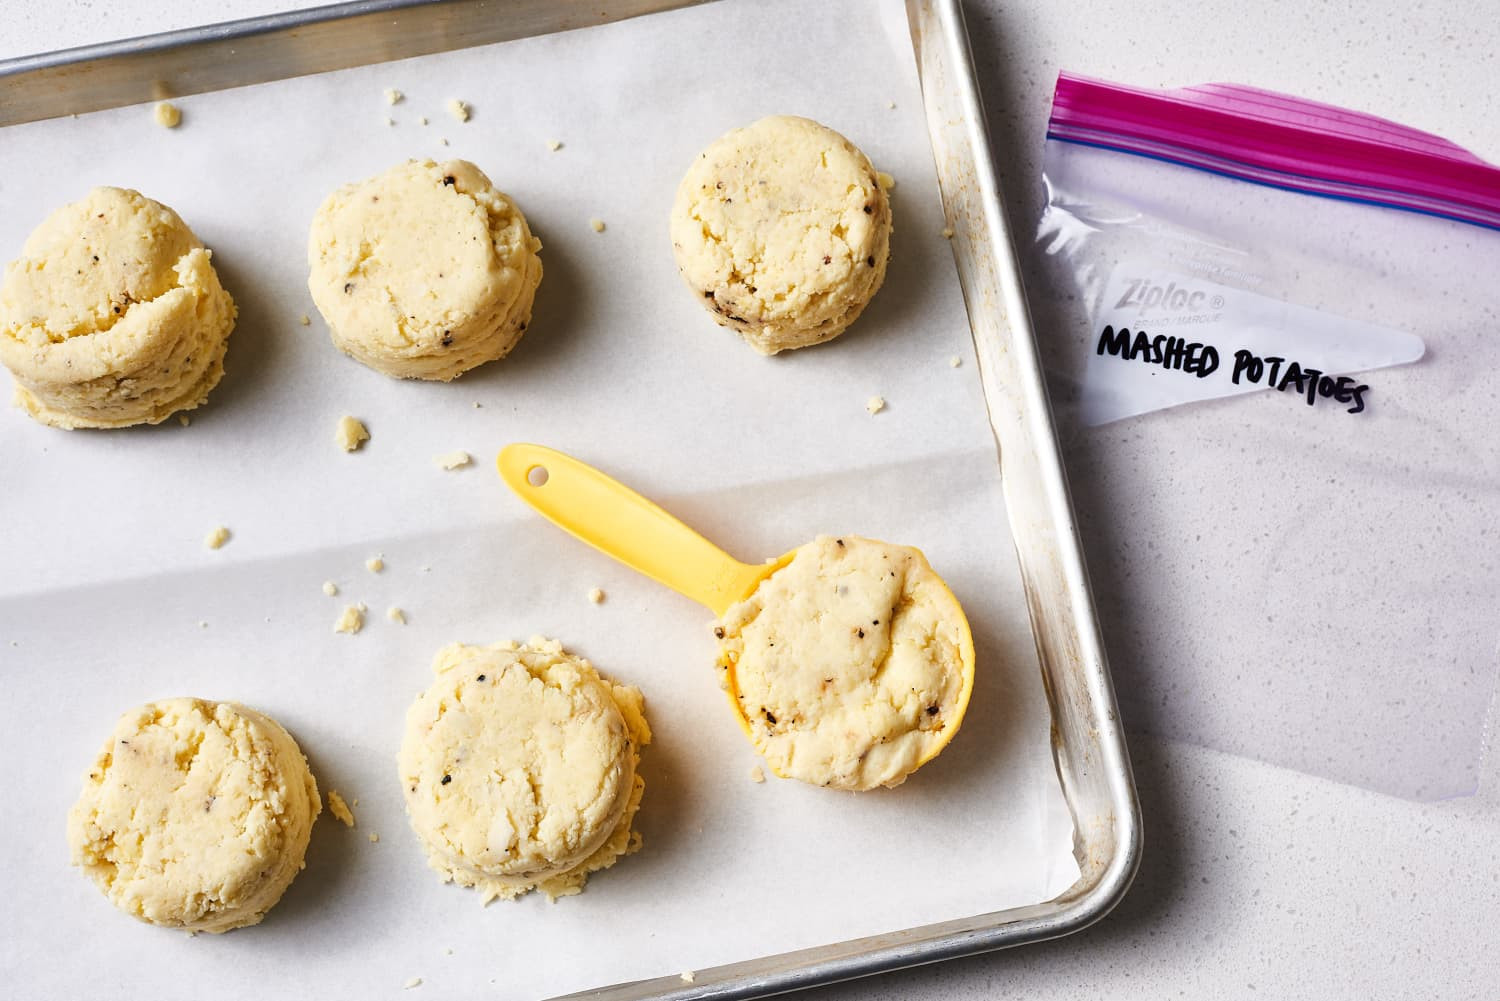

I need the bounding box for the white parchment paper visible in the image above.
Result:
[0,1,1078,996]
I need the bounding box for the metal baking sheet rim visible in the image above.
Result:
[0,0,1142,997]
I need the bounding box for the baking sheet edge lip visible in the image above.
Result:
[931,0,1142,912]
[0,0,425,78]
[0,0,721,80]
[549,874,1145,1001]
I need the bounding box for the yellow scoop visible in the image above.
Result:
[498,443,793,617]
[496,442,975,782]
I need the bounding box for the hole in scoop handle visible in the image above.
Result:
[497,444,762,615]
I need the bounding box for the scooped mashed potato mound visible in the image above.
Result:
[0,187,236,428]
[66,697,321,933]
[716,535,970,790]
[307,159,542,381]
[669,115,892,354]
[398,637,650,902]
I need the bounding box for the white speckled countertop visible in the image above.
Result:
[3,1,1496,998]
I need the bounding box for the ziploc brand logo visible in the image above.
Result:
[1113,278,1225,316]
[1077,265,1425,426]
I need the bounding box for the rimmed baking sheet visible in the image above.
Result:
[0,1,1082,997]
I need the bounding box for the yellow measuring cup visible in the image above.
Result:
[496,442,975,788]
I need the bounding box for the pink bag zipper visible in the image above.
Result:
[1048,72,1500,231]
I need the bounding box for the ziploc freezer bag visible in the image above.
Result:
[1029,73,1500,799]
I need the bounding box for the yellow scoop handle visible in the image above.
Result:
[497,443,774,616]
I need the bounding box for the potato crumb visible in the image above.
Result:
[434,450,471,470]
[204,525,230,550]
[366,556,385,573]
[384,87,403,105]
[153,101,181,128]
[418,115,428,125]
[472,402,482,409]
[548,139,563,151]
[886,100,896,109]
[368,832,380,843]
[446,98,470,122]
[589,218,606,233]
[680,972,696,984]
[198,621,209,629]
[941,226,955,239]
[336,415,370,452]
[323,580,339,596]
[385,117,395,127]
[299,314,311,326]
[334,604,366,635]
[327,790,356,827]
[866,395,886,415]
[588,587,605,604]
[404,978,422,990]
[877,170,896,190]
[750,765,765,783]
[177,414,191,427]
[439,137,449,146]
[388,607,406,625]
[949,355,963,368]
